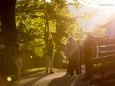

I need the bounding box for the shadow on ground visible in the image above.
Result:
[47,74,74,86]
[47,73,90,86]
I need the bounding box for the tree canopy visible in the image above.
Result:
[16,0,84,55]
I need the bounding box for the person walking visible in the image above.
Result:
[46,38,54,74]
[82,32,97,80]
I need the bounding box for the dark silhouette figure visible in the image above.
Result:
[66,37,80,76]
[83,32,97,80]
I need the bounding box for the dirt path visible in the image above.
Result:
[10,69,91,86]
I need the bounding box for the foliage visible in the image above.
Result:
[15,0,85,68]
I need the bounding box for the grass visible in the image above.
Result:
[7,67,46,84]
[22,67,46,75]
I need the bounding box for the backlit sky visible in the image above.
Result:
[68,0,115,31]
[45,0,115,31]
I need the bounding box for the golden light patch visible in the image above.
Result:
[7,77,12,82]
[35,47,44,58]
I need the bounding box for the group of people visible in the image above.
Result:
[45,32,97,80]
[15,32,96,80]
[66,32,97,80]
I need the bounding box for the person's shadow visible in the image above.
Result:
[47,73,90,86]
[47,74,76,86]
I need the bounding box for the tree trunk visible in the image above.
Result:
[0,0,17,43]
[0,0,17,80]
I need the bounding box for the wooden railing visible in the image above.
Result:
[90,38,115,85]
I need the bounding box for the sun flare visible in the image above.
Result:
[69,0,115,32]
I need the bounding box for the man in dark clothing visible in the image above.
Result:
[83,32,97,80]
[66,37,80,76]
